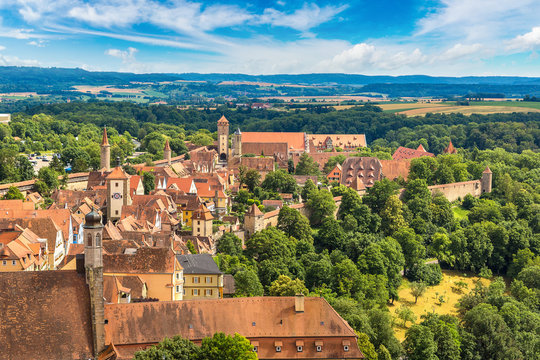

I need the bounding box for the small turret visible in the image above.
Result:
[232,128,242,158]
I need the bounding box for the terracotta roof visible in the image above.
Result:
[217,115,229,124]
[223,274,235,295]
[0,199,34,211]
[0,271,93,360]
[443,140,458,154]
[102,127,110,146]
[106,166,129,180]
[167,177,196,194]
[246,203,263,217]
[240,157,275,171]
[103,240,140,254]
[309,134,367,149]
[242,132,306,151]
[104,297,362,359]
[164,139,171,151]
[340,157,383,188]
[392,146,435,160]
[483,166,492,173]
[242,142,289,159]
[380,159,411,181]
[417,144,426,152]
[103,247,177,273]
[192,204,214,221]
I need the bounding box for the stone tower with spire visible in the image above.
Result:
[164,139,172,165]
[217,115,229,163]
[100,128,111,171]
[83,209,105,357]
[106,165,130,222]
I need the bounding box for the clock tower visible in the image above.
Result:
[106,166,130,222]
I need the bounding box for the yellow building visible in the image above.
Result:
[104,248,184,301]
[177,254,224,300]
[192,204,213,237]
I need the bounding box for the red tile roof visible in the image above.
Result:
[217,115,229,124]
[0,271,94,359]
[392,146,435,160]
[102,127,110,146]
[242,132,306,151]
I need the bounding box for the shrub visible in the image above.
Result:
[407,263,443,285]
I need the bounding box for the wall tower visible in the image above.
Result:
[100,128,111,171]
[83,209,105,357]
[217,115,229,162]
[232,128,242,158]
[481,166,492,194]
[164,139,172,165]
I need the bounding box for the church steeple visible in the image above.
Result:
[164,139,172,165]
[100,128,111,171]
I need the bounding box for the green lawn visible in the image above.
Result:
[452,206,469,220]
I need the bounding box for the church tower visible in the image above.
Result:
[232,128,242,158]
[83,209,105,357]
[106,166,130,222]
[217,115,229,162]
[164,139,172,165]
[100,128,111,171]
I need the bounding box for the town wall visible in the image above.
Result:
[427,180,481,202]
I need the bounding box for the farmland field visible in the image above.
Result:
[377,101,540,116]
[388,270,492,341]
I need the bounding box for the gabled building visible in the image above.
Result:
[392,146,434,160]
[177,254,223,299]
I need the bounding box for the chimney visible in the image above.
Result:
[295,293,305,313]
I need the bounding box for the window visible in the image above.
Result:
[297,346,303,352]
[205,276,212,283]
[316,346,322,352]
[193,289,199,296]
[197,220,200,225]
[275,346,281,353]
[193,277,199,284]
[115,210,119,215]
[12,260,16,266]
[115,182,119,187]
[87,233,93,247]
[205,289,212,296]
[253,346,258,353]
[95,234,101,247]
[176,273,180,280]
[183,289,186,295]
[2,260,6,266]
[176,285,180,293]
[344,346,349,352]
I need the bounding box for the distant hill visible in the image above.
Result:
[0,66,539,97]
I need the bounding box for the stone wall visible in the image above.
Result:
[427,180,481,202]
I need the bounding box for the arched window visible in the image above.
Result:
[96,233,101,247]
[86,233,93,247]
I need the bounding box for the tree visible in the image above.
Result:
[356,332,378,360]
[142,171,155,195]
[245,227,296,262]
[268,275,308,296]
[377,345,392,360]
[277,206,313,243]
[243,169,261,192]
[403,325,438,360]
[323,154,346,174]
[306,188,336,225]
[295,153,320,175]
[186,239,197,254]
[198,332,257,360]
[410,282,427,304]
[395,304,416,327]
[37,167,59,192]
[316,217,345,251]
[16,155,34,181]
[216,233,243,256]
[363,178,399,214]
[393,227,425,272]
[301,178,316,201]
[517,265,540,289]
[261,170,297,194]
[2,186,24,200]
[134,335,199,360]
[380,195,407,235]
[233,269,264,297]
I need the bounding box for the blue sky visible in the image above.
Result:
[0,0,539,76]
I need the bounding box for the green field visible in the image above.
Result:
[471,101,540,109]
[452,206,469,220]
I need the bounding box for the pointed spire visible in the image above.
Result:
[217,115,229,124]
[164,139,171,151]
[483,166,492,174]
[443,140,457,154]
[417,144,426,152]
[101,127,110,146]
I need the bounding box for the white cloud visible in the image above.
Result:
[258,3,348,32]
[437,43,483,61]
[0,53,39,66]
[28,39,46,47]
[105,47,138,63]
[0,45,5,51]
[507,27,540,51]
[416,0,540,42]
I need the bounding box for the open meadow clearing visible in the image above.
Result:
[388,270,492,341]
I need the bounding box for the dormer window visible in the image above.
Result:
[296,340,304,352]
[342,340,350,352]
[274,341,282,352]
[251,341,259,353]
